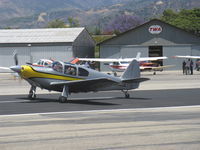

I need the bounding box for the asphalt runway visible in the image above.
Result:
[0,88,200,115]
[1,72,200,150]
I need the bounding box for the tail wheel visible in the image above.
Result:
[122,90,130,99]
[125,93,130,99]
[59,96,67,103]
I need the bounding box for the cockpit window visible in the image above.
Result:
[44,62,49,66]
[121,62,129,64]
[78,68,89,76]
[64,65,77,76]
[113,62,120,65]
[52,61,63,73]
[38,60,42,65]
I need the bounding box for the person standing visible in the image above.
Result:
[182,60,186,74]
[185,59,190,75]
[190,59,194,75]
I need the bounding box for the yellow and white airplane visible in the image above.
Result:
[1,54,149,103]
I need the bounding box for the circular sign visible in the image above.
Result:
[149,25,162,34]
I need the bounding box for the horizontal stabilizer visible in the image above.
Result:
[122,77,150,83]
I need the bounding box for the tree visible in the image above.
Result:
[67,17,80,27]
[160,8,200,35]
[93,26,101,35]
[161,9,177,22]
[103,15,144,34]
[47,19,66,28]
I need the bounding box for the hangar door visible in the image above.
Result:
[31,46,73,63]
[120,46,148,58]
[149,46,163,66]
[0,48,30,67]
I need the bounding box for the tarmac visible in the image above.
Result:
[1,70,200,95]
[0,70,200,150]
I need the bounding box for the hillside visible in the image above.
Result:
[0,0,200,29]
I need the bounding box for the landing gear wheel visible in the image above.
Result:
[59,96,67,103]
[28,86,36,100]
[28,93,36,100]
[125,93,130,99]
[122,90,130,99]
[114,72,117,76]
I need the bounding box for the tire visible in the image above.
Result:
[59,96,67,103]
[28,93,36,100]
[125,93,130,99]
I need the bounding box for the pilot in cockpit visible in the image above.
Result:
[52,62,63,73]
[65,66,76,75]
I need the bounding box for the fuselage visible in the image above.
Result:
[16,62,139,93]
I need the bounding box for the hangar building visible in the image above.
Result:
[99,19,200,71]
[0,28,94,67]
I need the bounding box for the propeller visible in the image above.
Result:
[0,50,21,81]
[10,51,22,81]
[13,51,19,66]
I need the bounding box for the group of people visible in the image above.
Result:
[182,59,193,75]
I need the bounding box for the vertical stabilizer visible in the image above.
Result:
[121,59,140,79]
[136,52,141,61]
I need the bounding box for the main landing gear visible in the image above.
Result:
[28,86,36,100]
[122,90,130,98]
[59,85,69,103]
[27,85,69,103]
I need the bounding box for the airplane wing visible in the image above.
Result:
[50,77,118,92]
[137,56,168,61]
[78,56,168,63]
[124,56,168,61]
[122,77,150,83]
[78,58,124,62]
[173,55,200,59]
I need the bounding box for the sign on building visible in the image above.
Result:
[149,25,162,34]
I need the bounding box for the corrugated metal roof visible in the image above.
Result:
[0,28,85,44]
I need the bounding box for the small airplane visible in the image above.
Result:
[32,59,53,67]
[76,53,168,75]
[4,53,149,103]
[30,58,78,67]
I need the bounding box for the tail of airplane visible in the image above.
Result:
[121,59,149,86]
[121,52,141,79]
[136,52,141,61]
[121,59,140,80]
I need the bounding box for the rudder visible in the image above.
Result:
[121,59,140,80]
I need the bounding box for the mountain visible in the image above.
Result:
[0,0,199,29]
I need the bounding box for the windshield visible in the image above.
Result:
[121,62,129,64]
